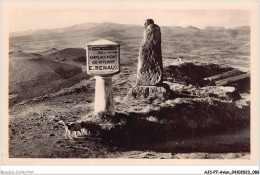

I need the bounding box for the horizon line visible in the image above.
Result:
[10,21,250,33]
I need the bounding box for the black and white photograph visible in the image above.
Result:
[1,1,259,166]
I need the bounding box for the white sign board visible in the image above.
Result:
[86,39,120,76]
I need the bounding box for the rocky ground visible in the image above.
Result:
[9,61,250,159]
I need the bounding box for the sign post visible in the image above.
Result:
[86,39,120,116]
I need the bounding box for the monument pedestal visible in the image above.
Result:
[94,76,115,116]
[126,83,172,102]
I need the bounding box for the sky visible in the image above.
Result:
[7,8,250,32]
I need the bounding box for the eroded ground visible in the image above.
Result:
[9,62,250,159]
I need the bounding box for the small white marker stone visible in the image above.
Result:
[86,39,120,116]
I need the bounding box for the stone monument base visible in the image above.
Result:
[126,83,172,102]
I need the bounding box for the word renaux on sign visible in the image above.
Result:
[87,45,120,76]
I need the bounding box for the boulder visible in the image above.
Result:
[126,83,172,102]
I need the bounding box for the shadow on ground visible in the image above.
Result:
[164,63,250,94]
[84,99,250,153]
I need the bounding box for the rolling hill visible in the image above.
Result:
[45,48,86,62]
[10,22,250,70]
[37,48,59,56]
[9,51,83,105]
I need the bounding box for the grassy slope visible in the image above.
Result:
[9,53,83,106]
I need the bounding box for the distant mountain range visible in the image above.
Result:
[9,22,250,71]
[10,22,250,37]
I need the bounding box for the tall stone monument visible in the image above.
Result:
[137,19,163,86]
[127,19,171,101]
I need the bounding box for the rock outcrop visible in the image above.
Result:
[126,83,172,102]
